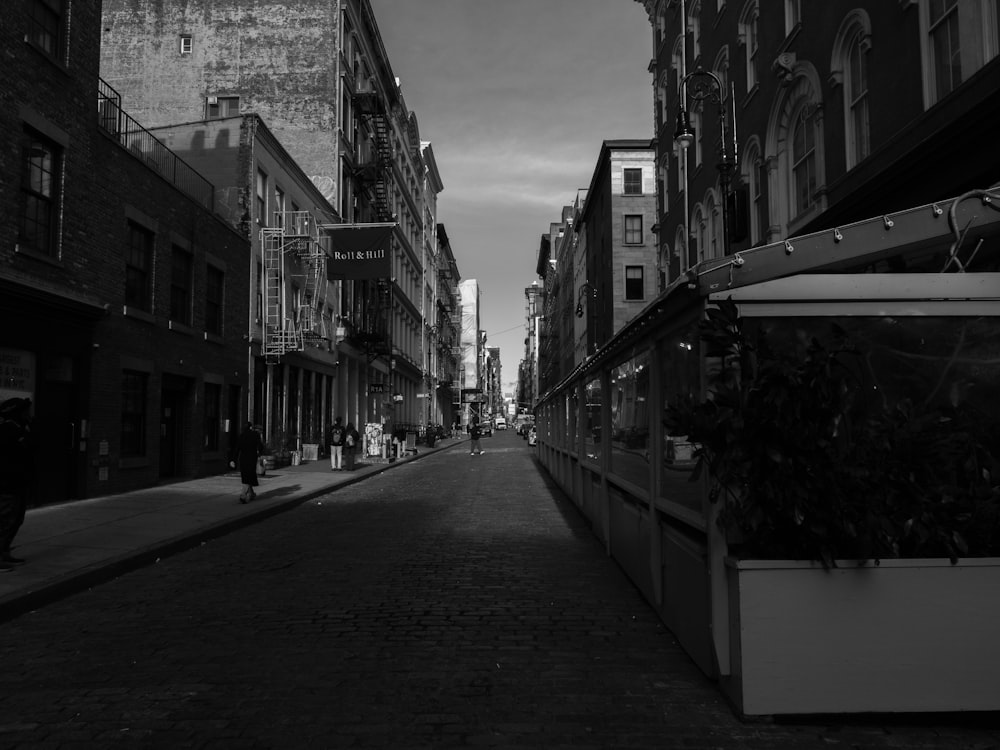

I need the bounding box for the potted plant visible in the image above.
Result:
[665,298,1000,715]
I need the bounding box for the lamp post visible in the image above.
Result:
[674,68,738,258]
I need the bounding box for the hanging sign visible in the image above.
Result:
[323,223,396,280]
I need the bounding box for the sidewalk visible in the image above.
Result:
[0,436,463,622]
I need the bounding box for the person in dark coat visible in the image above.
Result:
[0,398,33,571]
[235,422,263,503]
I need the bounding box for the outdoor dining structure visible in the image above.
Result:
[533,188,1000,717]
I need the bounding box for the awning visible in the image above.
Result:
[321,222,396,280]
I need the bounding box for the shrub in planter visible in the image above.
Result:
[664,298,1000,567]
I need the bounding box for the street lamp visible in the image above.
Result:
[675,68,738,257]
[575,282,595,318]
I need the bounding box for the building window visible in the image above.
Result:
[739,1,760,93]
[27,0,64,60]
[204,382,221,451]
[688,0,702,61]
[274,185,285,227]
[742,139,763,245]
[170,246,193,325]
[706,192,720,259]
[19,127,61,257]
[121,370,148,458]
[179,34,193,54]
[625,266,644,301]
[256,169,267,226]
[125,222,154,312]
[205,265,224,336]
[624,215,643,245]
[623,168,643,195]
[791,106,817,217]
[847,29,871,165]
[922,0,998,107]
[206,96,240,119]
[693,204,707,263]
[785,0,801,35]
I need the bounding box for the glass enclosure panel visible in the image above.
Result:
[583,376,603,463]
[745,315,1000,425]
[659,316,704,511]
[610,350,651,490]
[566,389,577,453]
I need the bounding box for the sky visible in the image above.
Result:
[368,0,654,392]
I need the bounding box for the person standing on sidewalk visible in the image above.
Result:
[344,422,360,470]
[469,417,484,456]
[235,422,263,504]
[328,416,345,471]
[0,398,33,571]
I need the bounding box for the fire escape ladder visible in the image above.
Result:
[371,113,393,222]
[261,227,286,365]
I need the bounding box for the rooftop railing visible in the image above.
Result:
[97,78,214,210]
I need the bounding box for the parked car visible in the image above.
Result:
[478,421,492,437]
[527,425,537,446]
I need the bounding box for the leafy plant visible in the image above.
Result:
[664,298,1000,566]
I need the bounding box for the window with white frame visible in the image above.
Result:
[624,215,643,245]
[739,1,760,93]
[921,0,998,106]
[179,34,193,54]
[624,265,645,301]
[623,168,643,195]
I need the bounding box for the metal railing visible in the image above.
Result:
[97,78,214,210]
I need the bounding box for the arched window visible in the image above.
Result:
[692,109,703,168]
[713,46,730,101]
[741,137,763,245]
[693,204,707,264]
[672,35,685,94]
[688,0,702,61]
[791,103,817,218]
[764,62,825,236]
[738,1,760,93]
[831,11,872,169]
[674,225,688,269]
[704,190,720,260]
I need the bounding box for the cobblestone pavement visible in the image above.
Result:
[0,433,997,748]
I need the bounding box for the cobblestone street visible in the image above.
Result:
[0,433,997,748]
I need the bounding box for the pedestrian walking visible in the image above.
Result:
[0,397,33,571]
[234,422,263,504]
[469,417,484,456]
[328,416,346,471]
[344,422,360,470]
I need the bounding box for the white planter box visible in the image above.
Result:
[726,557,1000,716]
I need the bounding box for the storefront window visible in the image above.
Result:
[610,349,651,489]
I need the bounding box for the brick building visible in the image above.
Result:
[2,1,249,503]
[99,0,448,440]
[636,0,1000,283]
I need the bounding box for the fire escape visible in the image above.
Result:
[261,211,329,365]
[347,77,395,360]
